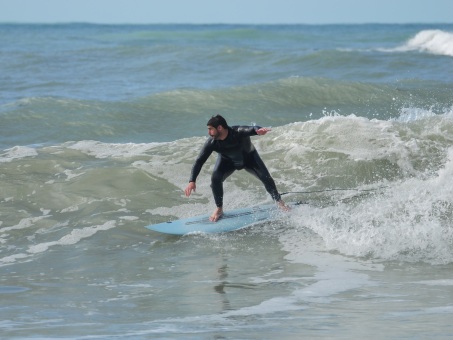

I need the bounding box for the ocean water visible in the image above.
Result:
[1,23,453,339]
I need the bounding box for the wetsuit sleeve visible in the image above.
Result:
[234,125,260,136]
[189,139,214,182]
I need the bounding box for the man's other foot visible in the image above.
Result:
[210,207,224,222]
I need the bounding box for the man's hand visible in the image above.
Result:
[256,127,271,135]
[185,181,196,197]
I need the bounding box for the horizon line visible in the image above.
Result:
[1,21,452,26]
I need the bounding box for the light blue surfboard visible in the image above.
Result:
[145,202,302,235]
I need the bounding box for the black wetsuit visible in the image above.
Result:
[189,125,281,207]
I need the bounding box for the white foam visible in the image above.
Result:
[60,205,80,213]
[262,116,416,177]
[415,279,453,286]
[0,216,49,233]
[0,253,29,264]
[0,146,37,163]
[40,208,51,216]
[63,169,85,181]
[379,30,453,57]
[119,216,139,221]
[404,30,453,57]
[68,140,160,159]
[395,107,437,122]
[284,145,453,265]
[27,220,116,254]
[2,222,117,267]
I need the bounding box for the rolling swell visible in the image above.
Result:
[2,77,452,149]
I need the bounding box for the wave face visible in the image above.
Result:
[2,110,453,265]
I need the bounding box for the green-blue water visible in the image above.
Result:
[1,24,453,339]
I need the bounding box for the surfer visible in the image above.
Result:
[184,115,289,222]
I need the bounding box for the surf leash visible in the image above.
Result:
[280,186,388,196]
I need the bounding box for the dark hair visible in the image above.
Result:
[207,115,228,129]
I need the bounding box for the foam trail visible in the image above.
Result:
[0,221,116,266]
[27,221,116,254]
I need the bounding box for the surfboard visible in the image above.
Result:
[145,202,302,235]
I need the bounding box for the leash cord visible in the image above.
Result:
[281,186,388,196]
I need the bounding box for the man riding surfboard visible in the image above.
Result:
[184,115,289,221]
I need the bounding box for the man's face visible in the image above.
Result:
[207,125,221,139]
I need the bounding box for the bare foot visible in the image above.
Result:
[277,200,290,211]
[210,207,223,222]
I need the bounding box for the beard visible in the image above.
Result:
[210,130,220,140]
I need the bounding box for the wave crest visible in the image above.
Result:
[404,30,453,57]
